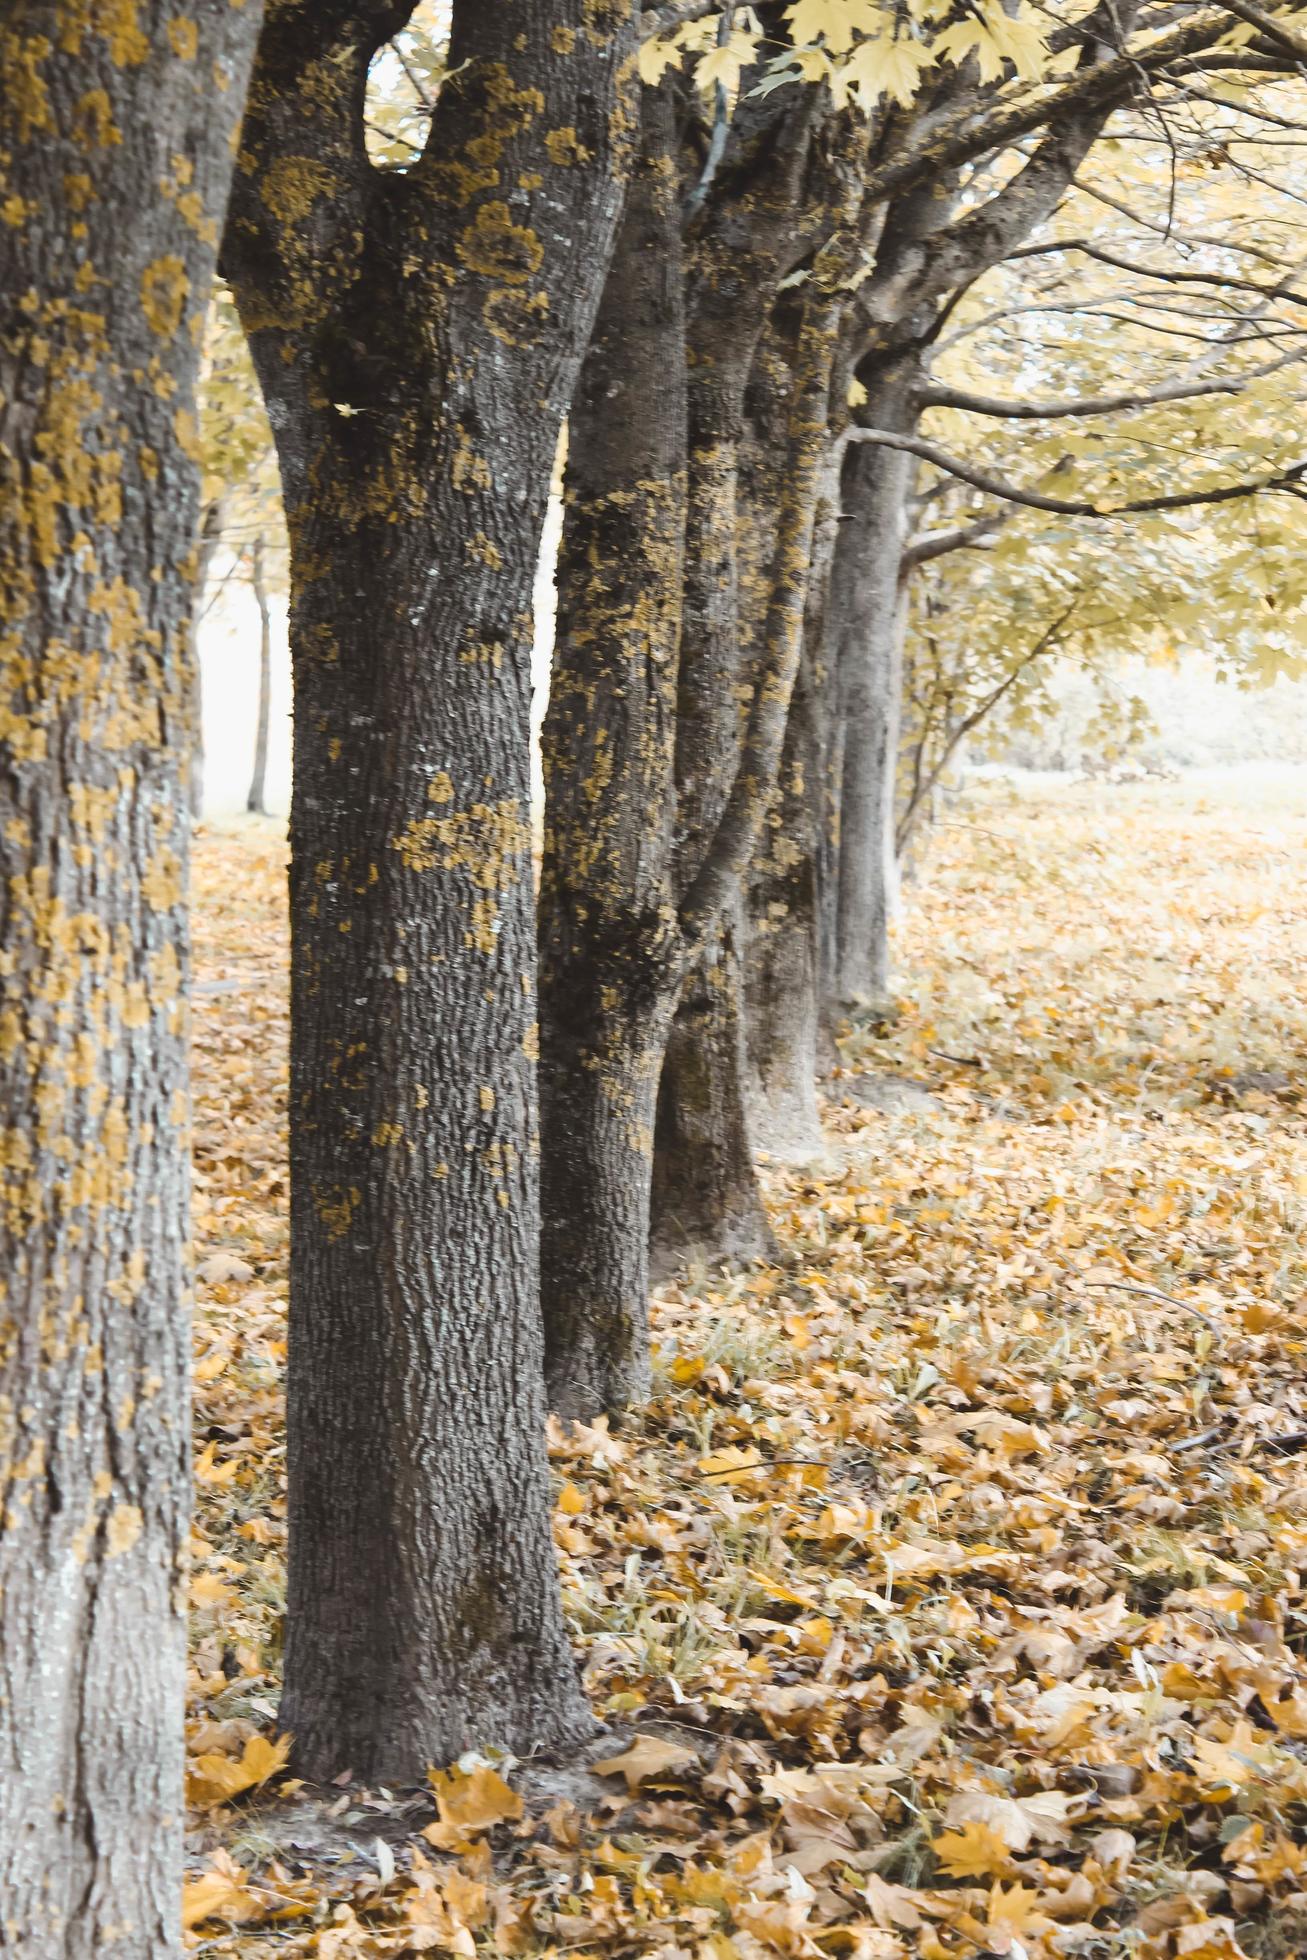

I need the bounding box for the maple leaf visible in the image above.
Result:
[185,1732,291,1809]
[931,1818,1016,1878]
[426,1763,524,1844]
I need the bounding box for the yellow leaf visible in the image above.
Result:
[182,1869,264,1930]
[185,1732,291,1809]
[698,1444,762,1483]
[427,1763,524,1839]
[556,1479,587,1515]
[592,1734,698,1793]
[931,1818,1015,1879]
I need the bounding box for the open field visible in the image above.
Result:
[186,770,1307,1958]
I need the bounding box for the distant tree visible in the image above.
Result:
[0,5,261,1950]
[221,0,639,1779]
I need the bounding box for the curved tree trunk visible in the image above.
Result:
[0,9,260,1952]
[540,84,687,1421]
[223,0,636,1781]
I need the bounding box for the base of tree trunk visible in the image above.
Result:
[650,923,776,1275]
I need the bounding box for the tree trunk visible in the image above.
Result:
[831,362,920,1016]
[247,535,273,816]
[650,902,776,1273]
[0,9,260,1953]
[540,84,687,1421]
[187,498,226,820]
[745,661,825,1162]
[222,0,636,1781]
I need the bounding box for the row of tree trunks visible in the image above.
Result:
[0,7,263,1949]
[222,0,637,1780]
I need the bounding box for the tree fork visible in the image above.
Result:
[223,0,637,1779]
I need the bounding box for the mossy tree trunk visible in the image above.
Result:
[222,0,636,1781]
[539,83,687,1420]
[0,7,261,1951]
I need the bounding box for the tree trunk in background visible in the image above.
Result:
[540,85,687,1421]
[831,361,919,1016]
[247,535,273,816]
[0,9,260,1952]
[743,320,845,1151]
[188,498,226,820]
[223,0,635,1780]
[650,902,776,1272]
[745,648,826,1161]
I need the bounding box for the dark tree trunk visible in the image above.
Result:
[650,902,775,1272]
[222,0,636,1781]
[539,85,687,1421]
[247,534,272,816]
[187,498,226,820]
[0,8,260,1952]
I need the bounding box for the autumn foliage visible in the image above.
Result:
[185,776,1307,1957]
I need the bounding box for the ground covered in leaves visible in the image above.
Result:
[186,769,1307,1959]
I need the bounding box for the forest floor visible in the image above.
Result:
[185,769,1307,1960]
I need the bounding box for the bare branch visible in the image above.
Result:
[917,351,1304,422]
[1212,0,1307,60]
[901,509,1012,568]
[844,427,1307,516]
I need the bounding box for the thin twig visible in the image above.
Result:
[1082,1280,1222,1337]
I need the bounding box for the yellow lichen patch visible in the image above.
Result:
[456,201,544,287]
[482,285,549,348]
[391,798,529,894]
[465,533,503,570]
[63,171,95,210]
[372,1122,404,1147]
[428,772,454,803]
[260,155,335,226]
[315,1186,360,1241]
[141,256,189,339]
[175,406,202,460]
[105,1504,143,1558]
[56,0,148,63]
[0,32,54,144]
[72,88,123,150]
[552,24,577,53]
[451,432,493,495]
[479,1086,495,1113]
[142,846,183,912]
[545,126,593,167]
[468,896,500,954]
[1,194,28,227]
[168,15,199,58]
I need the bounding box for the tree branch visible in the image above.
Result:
[1213,0,1307,60]
[916,354,1301,422]
[844,427,1307,516]
[642,0,718,37]
[901,509,1012,568]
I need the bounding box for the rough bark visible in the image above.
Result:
[247,533,272,815]
[222,0,636,1780]
[539,84,686,1421]
[0,7,261,1952]
[540,67,844,1417]
[650,901,775,1271]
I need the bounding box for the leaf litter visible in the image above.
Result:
[185,775,1307,1957]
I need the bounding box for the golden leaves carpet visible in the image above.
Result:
[187,769,1307,1959]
